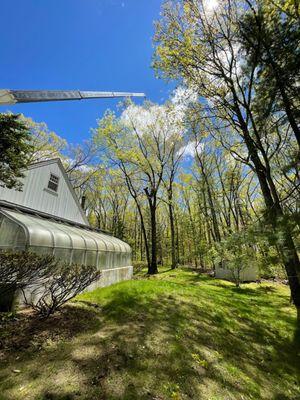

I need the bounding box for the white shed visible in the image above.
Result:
[215,265,259,282]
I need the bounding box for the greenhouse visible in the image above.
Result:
[0,208,132,269]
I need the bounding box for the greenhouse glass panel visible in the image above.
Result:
[84,230,108,252]
[107,252,113,269]
[104,252,110,269]
[72,249,85,265]
[31,218,72,249]
[86,250,97,267]
[117,253,122,267]
[108,253,113,268]
[110,253,115,268]
[98,251,107,269]
[109,236,124,252]
[101,235,116,252]
[0,209,132,271]
[0,218,25,248]
[29,246,53,256]
[54,248,72,263]
[66,225,98,251]
[54,223,86,250]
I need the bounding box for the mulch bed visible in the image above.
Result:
[0,304,100,359]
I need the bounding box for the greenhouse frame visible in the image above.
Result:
[0,158,133,307]
[0,207,132,270]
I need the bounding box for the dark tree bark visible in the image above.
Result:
[168,189,177,269]
[232,91,300,319]
[196,150,221,244]
[120,162,151,269]
[242,1,300,150]
[146,188,158,274]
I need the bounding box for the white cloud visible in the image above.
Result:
[203,0,219,11]
[169,86,198,123]
[182,142,197,158]
[121,104,167,136]
[120,86,198,145]
[121,101,186,140]
[171,86,198,108]
[180,141,204,158]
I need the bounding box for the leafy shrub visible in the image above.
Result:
[213,231,257,287]
[22,262,100,317]
[132,260,148,275]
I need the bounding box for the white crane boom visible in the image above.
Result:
[0,89,145,105]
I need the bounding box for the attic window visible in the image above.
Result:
[47,173,59,192]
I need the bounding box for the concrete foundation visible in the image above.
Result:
[14,265,133,309]
[86,265,133,292]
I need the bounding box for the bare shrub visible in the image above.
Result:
[0,251,101,316]
[0,251,57,310]
[23,263,101,317]
[0,250,56,290]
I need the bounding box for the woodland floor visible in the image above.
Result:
[0,267,299,400]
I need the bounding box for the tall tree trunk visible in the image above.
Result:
[168,189,177,269]
[258,173,300,319]
[148,200,158,274]
[185,193,199,267]
[265,50,300,150]
[140,224,143,261]
[135,201,150,270]
[236,104,300,318]
[133,208,138,261]
[196,153,221,245]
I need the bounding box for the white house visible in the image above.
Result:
[0,158,133,292]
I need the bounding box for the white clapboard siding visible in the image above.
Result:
[0,159,88,225]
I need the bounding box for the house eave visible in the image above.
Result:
[0,199,111,235]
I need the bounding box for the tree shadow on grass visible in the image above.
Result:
[0,281,300,400]
[70,287,300,399]
[0,304,101,355]
[169,272,213,284]
[41,392,75,400]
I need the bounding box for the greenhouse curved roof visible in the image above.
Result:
[0,208,131,254]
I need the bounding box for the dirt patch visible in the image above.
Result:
[0,304,100,359]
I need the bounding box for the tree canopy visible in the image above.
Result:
[0,114,33,190]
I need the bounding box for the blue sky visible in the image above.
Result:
[0,0,173,143]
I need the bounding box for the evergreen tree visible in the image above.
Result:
[0,114,33,190]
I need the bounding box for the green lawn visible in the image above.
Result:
[0,268,299,400]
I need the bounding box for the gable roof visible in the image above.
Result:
[27,158,89,226]
[27,158,62,170]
